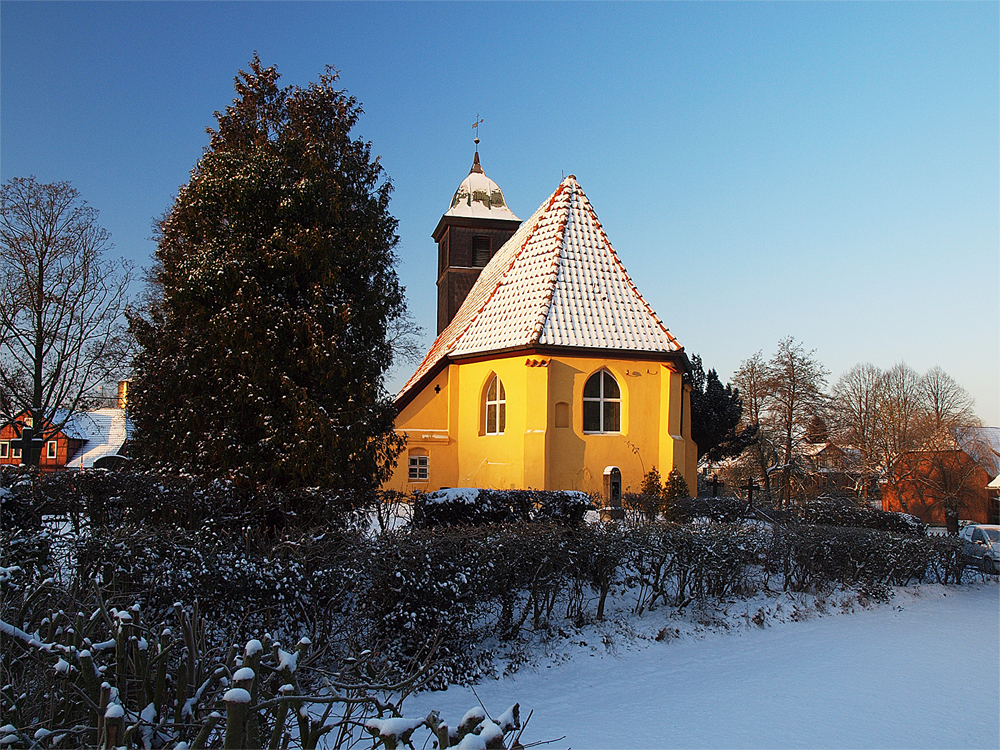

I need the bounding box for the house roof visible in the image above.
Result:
[953,426,1000,476]
[64,408,132,469]
[3,409,87,440]
[398,175,683,405]
[799,442,842,457]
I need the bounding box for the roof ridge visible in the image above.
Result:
[396,174,685,407]
[449,181,570,354]
[526,181,574,344]
[579,197,680,350]
[395,181,566,398]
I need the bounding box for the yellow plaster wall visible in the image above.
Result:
[454,355,530,489]
[385,352,698,496]
[384,367,457,493]
[546,356,678,495]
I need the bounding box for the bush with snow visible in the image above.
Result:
[0,466,982,747]
[412,487,591,528]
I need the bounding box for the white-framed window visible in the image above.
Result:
[0,441,8,459]
[408,450,429,482]
[583,370,621,433]
[12,446,22,460]
[46,440,58,459]
[485,375,506,435]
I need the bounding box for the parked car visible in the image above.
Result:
[958,524,1000,574]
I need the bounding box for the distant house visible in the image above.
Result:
[800,441,851,473]
[881,426,1000,529]
[797,441,862,495]
[0,408,132,472]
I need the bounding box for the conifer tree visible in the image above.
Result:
[129,57,406,492]
[688,354,756,463]
[661,468,691,520]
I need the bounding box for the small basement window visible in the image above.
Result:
[408,449,429,482]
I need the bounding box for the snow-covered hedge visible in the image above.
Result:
[412,488,592,528]
[782,498,926,536]
[1,466,369,534]
[0,561,529,749]
[0,469,974,699]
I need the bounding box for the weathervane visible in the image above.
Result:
[472,115,484,151]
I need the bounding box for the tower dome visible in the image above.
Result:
[445,152,519,221]
[432,150,522,334]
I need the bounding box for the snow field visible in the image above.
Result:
[403,582,999,749]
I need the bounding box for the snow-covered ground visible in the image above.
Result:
[404,582,999,749]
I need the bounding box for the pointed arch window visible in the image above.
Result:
[583,370,621,433]
[485,375,506,435]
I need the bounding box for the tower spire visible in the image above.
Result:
[471,115,484,173]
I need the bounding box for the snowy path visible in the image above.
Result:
[406,583,999,749]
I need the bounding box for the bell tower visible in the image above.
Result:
[432,150,520,333]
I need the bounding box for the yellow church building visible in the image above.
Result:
[385,155,697,498]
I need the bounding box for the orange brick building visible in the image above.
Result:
[881,427,1000,529]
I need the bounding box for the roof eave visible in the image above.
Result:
[432,214,522,242]
[393,355,453,414]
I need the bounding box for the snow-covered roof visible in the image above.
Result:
[399,175,683,403]
[444,152,519,221]
[954,426,1000,475]
[64,409,132,469]
[799,442,834,457]
[51,410,88,441]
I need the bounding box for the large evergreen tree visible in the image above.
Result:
[688,354,756,463]
[130,57,405,490]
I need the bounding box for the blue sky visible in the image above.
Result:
[3,2,997,422]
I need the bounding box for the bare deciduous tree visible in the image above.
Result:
[874,362,926,472]
[920,365,980,432]
[831,362,885,498]
[762,337,830,505]
[731,350,778,500]
[0,177,132,464]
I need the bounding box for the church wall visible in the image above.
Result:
[544,355,678,495]
[384,367,458,493]
[454,355,531,489]
[385,353,698,497]
[658,366,698,496]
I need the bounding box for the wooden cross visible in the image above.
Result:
[708,474,724,498]
[10,422,45,467]
[742,478,759,507]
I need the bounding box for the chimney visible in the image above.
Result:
[117,380,130,409]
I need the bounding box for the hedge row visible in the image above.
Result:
[411,488,592,527]
[0,466,368,534]
[4,521,969,690]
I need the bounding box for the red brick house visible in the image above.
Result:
[0,408,132,472]
[881,426,1000,530]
